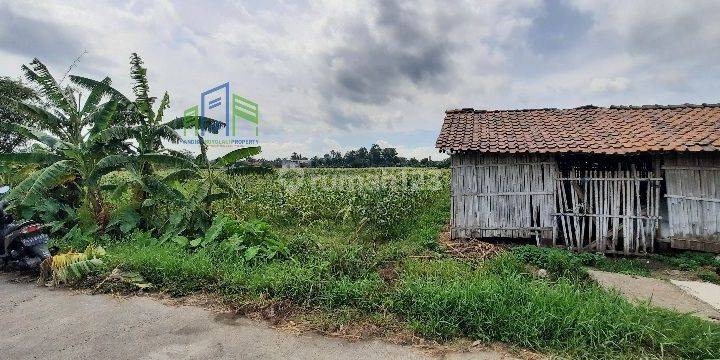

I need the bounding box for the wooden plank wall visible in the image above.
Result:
[664,153,720,252]
[450,153,557,241]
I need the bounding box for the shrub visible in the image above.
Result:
[510,245,588,280]
[510,245,652,278]
[697,267,720,284]
[215,219,289,263]
[656,251,720,270]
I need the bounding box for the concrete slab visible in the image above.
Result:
[671,280,720,311]
[588,270,720,321]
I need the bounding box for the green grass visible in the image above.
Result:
[395,256,720,359]
[106,239,720,359]
[511,245,652,277]
[656,251,720,270]
[89,169,720,359]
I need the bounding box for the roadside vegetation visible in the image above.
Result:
[1,56,719,360]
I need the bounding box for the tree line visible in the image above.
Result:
[246,144,449,168]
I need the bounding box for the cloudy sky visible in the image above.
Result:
[1,0,719,159]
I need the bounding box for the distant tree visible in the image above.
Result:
[381,147,399,166]
[369,144,382,166]
[251,144,448,169]
[290,152,307,160]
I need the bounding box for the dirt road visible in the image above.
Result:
[0,275,516,360]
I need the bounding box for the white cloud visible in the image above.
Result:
[2,0,720,158]
[588,77,630,93]
[322,138,343,152]
[256,140,313,160]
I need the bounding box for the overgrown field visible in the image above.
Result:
[7,54,715,359]
[50,168,719,360]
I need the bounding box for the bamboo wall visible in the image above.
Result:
[553,169,661,255]
[451,151,720,254]
[450,153,557,241]
[664,153,720,252]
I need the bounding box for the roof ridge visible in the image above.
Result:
[446,102,720,114]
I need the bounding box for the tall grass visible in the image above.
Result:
[395,257,720,359]
[108,240,720,358]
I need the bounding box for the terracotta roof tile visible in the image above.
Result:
[435,104,720,154]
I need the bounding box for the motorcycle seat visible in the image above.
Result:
[3,220,33,236]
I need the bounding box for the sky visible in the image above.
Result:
[1,0,719,160]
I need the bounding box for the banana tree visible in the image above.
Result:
[156,137,261,239]
[0,122,129,230]
[0,59,131,229]
[72,54,224,206]
[2,59,120,145]
[73,53,224,156]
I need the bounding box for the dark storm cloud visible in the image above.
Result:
[321,0,455,106]
[527,0,592,55]
[0,5,83,63]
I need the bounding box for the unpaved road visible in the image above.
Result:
[0,275,517,360]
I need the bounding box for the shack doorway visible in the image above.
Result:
[553,155,663,255]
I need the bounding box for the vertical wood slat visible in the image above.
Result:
[554,168,660,255]
[450,153,557,240]
[665,153,720,251]
[449,152,720,254]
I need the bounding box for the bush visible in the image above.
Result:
[510,245,588,280]
[697,267,720,284]
[215,219,289,263]
[511,245,651,278]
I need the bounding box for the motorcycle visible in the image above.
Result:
[0,185,52,270]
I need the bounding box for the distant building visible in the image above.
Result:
[281,159,310,168]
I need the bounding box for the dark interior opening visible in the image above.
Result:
[553,153,665,254]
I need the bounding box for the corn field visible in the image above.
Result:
[216,168,449,239]
[103,167,449,240]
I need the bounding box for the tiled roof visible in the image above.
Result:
[435,104,720,154]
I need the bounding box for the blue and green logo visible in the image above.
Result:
[180,82,260,147]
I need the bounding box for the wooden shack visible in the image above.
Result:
[436,104,720,254]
